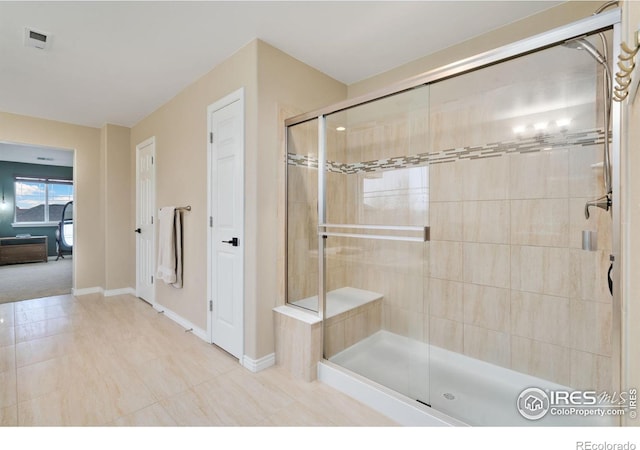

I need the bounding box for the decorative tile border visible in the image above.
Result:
[287,128,606,173]
[287,153,318,169]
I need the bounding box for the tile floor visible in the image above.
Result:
[0,293,397,426]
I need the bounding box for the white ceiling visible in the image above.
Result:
[0,1,563,129]
[0,142,74,167]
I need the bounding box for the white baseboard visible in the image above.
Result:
[152,302,208,342]
[72,287,102,296]
[72,286,136,297]
[153,301,274,371]
[242,353,275,373]
[104,287,136,297]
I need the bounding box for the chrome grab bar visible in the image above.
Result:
[318,223,429,242]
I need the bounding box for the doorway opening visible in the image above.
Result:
[0,141,75,304]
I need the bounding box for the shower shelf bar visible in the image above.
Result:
[319,232,427,242]
[318,224,429,242]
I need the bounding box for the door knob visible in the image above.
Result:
[222,237,239,247]
[135,228,141,234]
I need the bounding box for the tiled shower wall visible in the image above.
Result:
[426,138,612,392]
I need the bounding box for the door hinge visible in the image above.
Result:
[209,216,213,227]
[209,300,213,312]
[209,132,214,144]
[151,156,154,164]
[151,216,154,225]
[151,275,154,284]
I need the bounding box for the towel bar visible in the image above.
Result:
[159,206,191,212]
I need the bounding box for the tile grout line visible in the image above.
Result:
[13,303,19,426]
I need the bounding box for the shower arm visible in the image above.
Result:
[597,30,614,197]
[602,53,613,196]
[593,0,619,15]
[594,1,617,196]
[570,32,613,220]
[584,40,613,221]
[565,33,613,199]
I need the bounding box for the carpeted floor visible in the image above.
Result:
[0,257,72,304]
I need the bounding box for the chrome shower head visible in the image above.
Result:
[563,37,607,65]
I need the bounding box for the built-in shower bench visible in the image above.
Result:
[292,287,383,319]
[274,287,383,381]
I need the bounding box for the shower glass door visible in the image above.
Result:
[321,86,431,406]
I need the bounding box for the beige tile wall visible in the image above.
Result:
[273,311,322,382]
[324,300,382,359]
[429,145,612,391]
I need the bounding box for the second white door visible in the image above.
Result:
[136,137,156,304]
[208,89,244,360]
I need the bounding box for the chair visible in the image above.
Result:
[55,201,73,261]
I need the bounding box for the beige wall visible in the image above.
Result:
[348,1,599,98]
[256,40,346,358]
[103,124,132,290]
[255,41,347,356]
[129,39,346,359]
[0,112,103,289]
[130,40,259,333]
[0,114,133,292]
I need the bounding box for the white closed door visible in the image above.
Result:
[136,138,156,304]
[209,90,244,359]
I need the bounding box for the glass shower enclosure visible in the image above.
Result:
[285,10,621,426]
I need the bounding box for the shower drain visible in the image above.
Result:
[443,393,456,400]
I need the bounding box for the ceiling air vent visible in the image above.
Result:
[24,27,51,50]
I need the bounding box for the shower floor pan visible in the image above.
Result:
[329,330,615,426]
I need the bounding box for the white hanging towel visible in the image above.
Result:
[156,206,183,288]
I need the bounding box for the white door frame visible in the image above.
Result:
[71,149,77,293]
[135,136,156,306]
[206,87,245,357]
